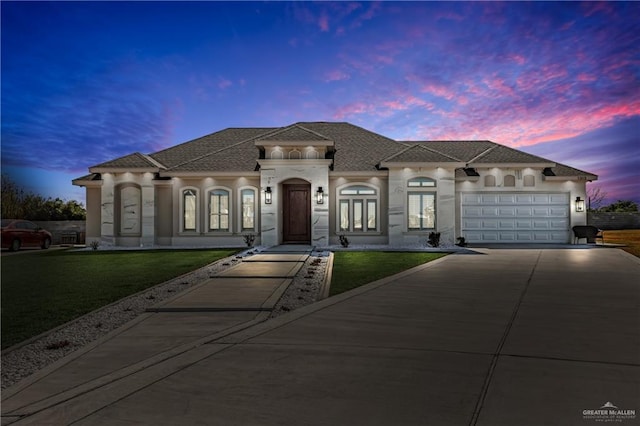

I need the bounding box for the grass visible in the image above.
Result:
[601,229,640,258]
[1,248,237,349]
[330,252,447,296]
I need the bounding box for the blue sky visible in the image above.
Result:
[2,1,639,205]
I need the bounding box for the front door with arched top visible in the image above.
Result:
[282,183,311,243]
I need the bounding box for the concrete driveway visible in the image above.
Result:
[2,247,639,425]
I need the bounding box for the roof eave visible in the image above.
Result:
[159,171,261,178]
[255,140,334,147]
[380,161,465,168]
[89,167,160,174]
[543,175,598,182]
[469,162,556,169]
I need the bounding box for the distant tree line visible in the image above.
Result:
[587,187,638,212]
[1,174,86,220]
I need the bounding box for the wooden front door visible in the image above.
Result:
[283,184,311,244]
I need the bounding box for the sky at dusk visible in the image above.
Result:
[2,1,639,206]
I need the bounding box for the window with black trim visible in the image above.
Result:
[241,188,256,231]
[209,189,230,231]
[337,185,378,233]
[183,189,197,231]
[407,177,436,230]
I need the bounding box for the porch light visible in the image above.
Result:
[316,187,324,204]
[265,187,272,204]
[575,196,585,212]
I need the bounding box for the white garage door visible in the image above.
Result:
[461,193,570,243]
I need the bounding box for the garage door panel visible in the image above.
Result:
[461,192,570,244]
[550,194,569,204]
[516,194,533,204]
[550,207,568,217]
[498,194,516,204]
[482,207,499,216]
[516,207,533,216]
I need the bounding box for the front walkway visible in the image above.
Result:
[1,246,312,424]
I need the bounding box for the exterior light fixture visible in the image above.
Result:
[316,187,324,204]
[575,196,585,212]
[265,186,272,204]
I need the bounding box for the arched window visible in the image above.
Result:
[484,175,496,187]
[306,149,318,159]
[120,185,141,235]
[504,174,516,187]
[289,149,302,159]
[407,178,436,231]
[271,149,283,159]
[183,189,197,231]
[209,189,230,231]
[523,174,535,187]
[337,185,378,233]
[240,188,256,231]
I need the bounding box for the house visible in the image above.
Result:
[72,122,597,247]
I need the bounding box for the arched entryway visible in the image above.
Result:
[282,180,311,244]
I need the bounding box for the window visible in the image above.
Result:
[408,177,436,187]
[271,149,283,159]
[407,177,436,231]
[484,175,496,187]
[523,174,535,187]
[504,174,516,187]
[408,193,436,230]
[241,188,256,231]
[209,189,230,231]
[306,149,318,159]
[120,186,141,235]
[337,185,378,233]
[183,189,197,231]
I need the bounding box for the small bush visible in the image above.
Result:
[427,232,441,248]
[243,233,256,247]
[339,234,350,248]
[89,240,100,250]
[456,237,468,247]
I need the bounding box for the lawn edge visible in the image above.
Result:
[1,249,241,354]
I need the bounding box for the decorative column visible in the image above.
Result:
[141,173,155,247]
[100,173,115,246]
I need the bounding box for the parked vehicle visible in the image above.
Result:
[1,219,52,251]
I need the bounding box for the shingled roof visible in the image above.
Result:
[90,152,162,171]
[78,122,596,180]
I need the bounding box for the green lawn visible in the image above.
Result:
[1,248,237,349]
[330,252,447,296]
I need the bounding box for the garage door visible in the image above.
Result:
[461,193,570,243]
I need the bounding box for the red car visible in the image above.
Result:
[1,219,52,251]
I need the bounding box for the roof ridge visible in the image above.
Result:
[293,123,333,140]
[416,144,462,162]
[466,143,498,164]
[165,127,277,171]
[379,145,415,163]
[140,153,166,169]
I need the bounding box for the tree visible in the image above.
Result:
[587,186,607,211]
[1,174,86,220]
[600,200,639,213]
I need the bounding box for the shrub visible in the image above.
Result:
[427,232,441,247]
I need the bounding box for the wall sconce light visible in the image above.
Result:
[265,186,272,204]
[316,186,324,204]
[575,196,585,212]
